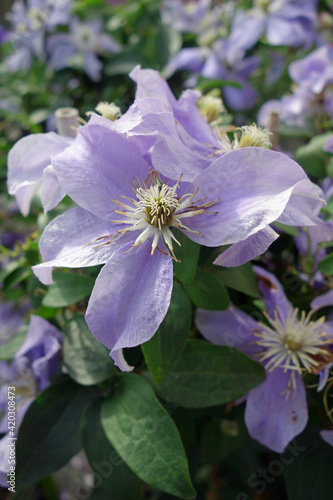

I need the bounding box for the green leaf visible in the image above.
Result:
[0,326,27,360]
[318,253,333,275]
[16,378,97,487]
[4,266,32,291]
[283,426,333,500]
[173,229,200,284]
[184,269,229,310]
[63,315,115,386]
[151,339,265,408]
[101,374,196,499]
[42,273,95,308]
[273,221,300,237]
[209,262,260,298]
[295,133,332,178]
[142,282,192,382]
[154,24,182,69]
[197,78,242,92]
[105,53,145,76]
[81,400,141,500]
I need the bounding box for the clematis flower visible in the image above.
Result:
[196,266,333,453]
[7,132,73,216]
[47,17,121,81]
[227,0,317,59]
[32,114,324,370]
[166,39,261,110]
[294,178,333,287]
[289,45,333,95]
[0,315,62,486]
[5,0,73,72]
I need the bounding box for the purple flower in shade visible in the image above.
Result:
[30,110,323,371]
[294,178,333,286]
[0,315,62,486]
[289,45,333,95]
[227,0,318,58]
[0,25,10,44]
[47,17,121,81]
[7,132,73,216]
[5,0,73,72]
[0,302,23,347]
[166,39,261,110]
[321,430,333,446]
[196,266,333,452]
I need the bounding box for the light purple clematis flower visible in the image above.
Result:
[47,17,121,81]
[0,315,62,486]
[196,266,333,453]
[166,39,261,110]
[294,178,333,287]
[30,110,323,371]
[289,45,333,95]
[228,0,318,58]
[5,0,73,72]
[7,132,73,216]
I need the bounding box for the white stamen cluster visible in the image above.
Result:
[95,101,122,121]
[254,307,330,398]
[197,90,225,124]
[105,174,217,259]
[212,123,272,155]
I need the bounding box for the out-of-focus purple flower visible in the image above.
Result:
[47,18,121,81]
[0,315,62,486]
[30,105,321,370]
[294,178,333,287]
[258,85,333,129]
[321,430,333,447]
[196,266,333,453]
[0,25,10,44]
[228,0,318,58]
[5,0,73,72]
[7,132,73,216]
[0,302,23,347]
[161,0,224,36]
[289,45,333,95]
[166,39,261,110]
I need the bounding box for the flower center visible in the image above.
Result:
[254,307,330,398]
[95,172,217,259]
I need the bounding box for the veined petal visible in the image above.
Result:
[277,179,325,227]
[41,165,66,213]
[186,147,317,247]
[214,226,279,267]
[7,132,72,215]
[253,266,292,323]
[311,290,333,311]
[245,370,308,453]
[85,240,173,360]
[32,207,125,285]
[195,305,262,358]
[52,124,152,220]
